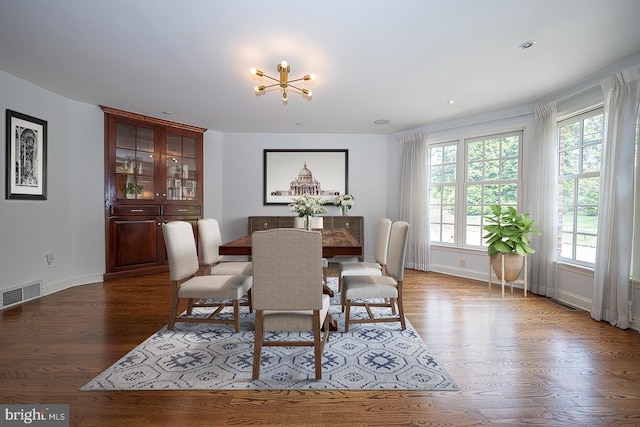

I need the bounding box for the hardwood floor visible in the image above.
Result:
[1,267,639,426]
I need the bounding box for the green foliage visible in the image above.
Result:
[483,204,540,256]
[123,182,143,194]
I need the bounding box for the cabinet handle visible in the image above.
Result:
[345,222,350,228]
[177,209,188,212]
[263,222,268,229]
[130,209,144,212]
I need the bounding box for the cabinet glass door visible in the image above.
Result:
[115,123,155,200]
[166,132,198,201]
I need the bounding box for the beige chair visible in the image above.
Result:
[338,218,392,291]
[198,218,253,276]
[341,221,410,332]
[163,221,252,332]
[251,228,330,380]
[293,216,329,290]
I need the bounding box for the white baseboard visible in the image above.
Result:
[555,289,591,312]
[43,273,104,296]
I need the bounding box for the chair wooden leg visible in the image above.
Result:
[313,312,322,380]
[397,281,406,330]
[247,289,253,313]
[344,300,351,332]
[233,299,241,333]
[168,282,180,330]
[252,311,264,380]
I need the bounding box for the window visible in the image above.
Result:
[465,132,521,247]
[428,131,522,248]
[429,143,457,243]
[557,108,603,265]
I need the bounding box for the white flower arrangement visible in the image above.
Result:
[334,194,355,210]
[289,194,329,217]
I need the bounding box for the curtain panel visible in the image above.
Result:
[399,133,430,271]
[592,64,640,329]
[525,102,558,297]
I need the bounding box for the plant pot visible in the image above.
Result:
[490,253,524,282]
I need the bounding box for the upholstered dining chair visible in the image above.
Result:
[251,228,330,380]
[341,221,410,332]
[198,218,253,276]
[293,216,329,287]
[163,220,252,332]
[338,217,392,292]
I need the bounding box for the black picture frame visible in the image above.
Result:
[263,149,348,205]
[5,109,48,200]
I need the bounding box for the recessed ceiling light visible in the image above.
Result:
[296,122,303,126]
[519,40,536,50]
[447,99,455,104]
[162,111,172,115]
[374,119,390,125]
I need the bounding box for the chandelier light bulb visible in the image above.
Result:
[305,73,316,81]
[280,60,288,68]
[282,91,288,102]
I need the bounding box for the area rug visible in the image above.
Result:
[81,278,458,391]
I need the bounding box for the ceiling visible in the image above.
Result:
[2,0,640,135]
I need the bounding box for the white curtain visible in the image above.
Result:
[592,64,640,328]
[399,132,430,271]
[525,102,558,297]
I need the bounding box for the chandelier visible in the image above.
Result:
[251,60,315,104]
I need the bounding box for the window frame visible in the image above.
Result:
[463,130,523,249]
[428,141,458,245]
[428,130,523,250]
[556,106,604,267]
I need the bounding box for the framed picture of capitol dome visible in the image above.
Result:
[263,149,348,205]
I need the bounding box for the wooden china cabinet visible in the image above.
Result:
[102,106,206,280]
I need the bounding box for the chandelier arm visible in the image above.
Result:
[259,74,281,84]
[287,83,305,93]
[261,83,280,89]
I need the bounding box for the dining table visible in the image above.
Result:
[218,227,363,259]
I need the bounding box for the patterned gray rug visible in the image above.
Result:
[81,278,458,391]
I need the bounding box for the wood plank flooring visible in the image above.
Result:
[1,267,639,426]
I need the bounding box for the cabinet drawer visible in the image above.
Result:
[249,216,280,233]
[111,205,161,216]
[162,205,201,216]
[331,216,363,244]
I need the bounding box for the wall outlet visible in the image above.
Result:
[459,258,466,268]
[46,253,54,266]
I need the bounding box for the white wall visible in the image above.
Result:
[218,133,388,259]
[0,70,104,298]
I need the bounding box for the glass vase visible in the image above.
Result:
[341,206,349,216]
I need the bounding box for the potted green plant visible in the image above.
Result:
[122,182,143,199]
[483,204,540,282]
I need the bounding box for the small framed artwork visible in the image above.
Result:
[5,109,47,200]
[263,149,348,205]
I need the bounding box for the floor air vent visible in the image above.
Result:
[1,281,42,309]
[544,297,578,311]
